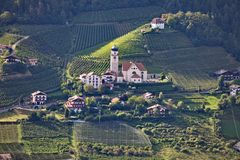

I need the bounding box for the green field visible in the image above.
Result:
[74,121,151,147]
[221,107,240,139]
[73,6,164,23]
[0,124,20,143]
[165,93,220,110]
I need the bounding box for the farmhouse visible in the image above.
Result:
[147,104,168,115]
[151,17,165,30]
[65,95,85,112]
[4,55,21,63]
[214,69,240,81]
[31,91,47,105]
[143,92,154,100]
[229,84,240,96]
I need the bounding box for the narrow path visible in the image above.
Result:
[11,35,29,51]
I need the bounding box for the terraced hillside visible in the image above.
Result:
[68,56,109,77]
[0,66,61,107]
[73,6,164,23]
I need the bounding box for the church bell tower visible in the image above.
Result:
[110,45,119,74]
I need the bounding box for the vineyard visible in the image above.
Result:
[21,26,73,56]
[134,46,240,90]
[74,121,151,147]
[71,23,134,54]
[22,122,72,154]
[0,124,20,143]
[221,107,240,139]
[0,66,61,107]
[144,31,193,51]
[91,26,146,58]
[68,56,109,77]
[73,6,164,23]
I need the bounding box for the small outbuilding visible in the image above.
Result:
[147,104,168,115]
[151,17,165,30]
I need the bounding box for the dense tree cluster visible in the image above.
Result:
[77,142,153,157]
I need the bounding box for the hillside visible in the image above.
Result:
[70,26,240,91]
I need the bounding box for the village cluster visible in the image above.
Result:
[30,44,168,114]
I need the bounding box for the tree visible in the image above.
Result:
[64,108,70,118]
[0,11,16,24]
[86,97,96,107]
[177,101,184,109]
[84,84,94,94]
[218,75,225,90]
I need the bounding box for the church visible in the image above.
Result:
[79,46,148,89]
[107,45,148,83]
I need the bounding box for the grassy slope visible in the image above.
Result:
[91,26,146,58]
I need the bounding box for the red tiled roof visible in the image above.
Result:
[122,61,146,71]
[151,18,165,24]
[131,74,141,78]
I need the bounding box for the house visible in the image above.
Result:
[143,92,154,100]
[4,55,21,63]
[102,70,116,84]
[233,141,240,152]
[28,58,38,66]
[65,96,85,112]
[122,61,147,83]
[147,104,168,115]
[229,84,240,96]
[214,69,240,81]
[79,72,102,89]
[31,91,47,105]
[0,154,12,160]
[151,17,165,30]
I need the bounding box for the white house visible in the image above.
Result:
[122,61,147,83]
[65,95,85,112]
[79,72,102,89]
[151,17,165,30]
[31,91,47,105]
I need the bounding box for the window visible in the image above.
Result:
[132,71,136,75]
